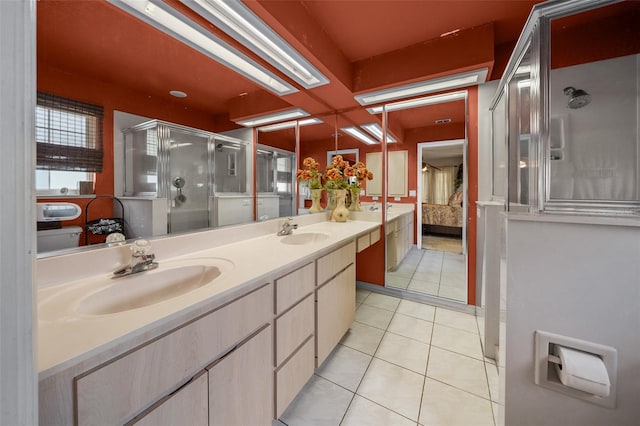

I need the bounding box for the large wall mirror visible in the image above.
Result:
[382,92,470,304]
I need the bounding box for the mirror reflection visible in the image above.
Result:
[383,96,469,303]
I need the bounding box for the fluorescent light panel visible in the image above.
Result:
[257,117,323,132]
[235,108,309,127]
[355,68,487,106]
[108,0,297,95]
[367,91,467,114]
[340,126,378,145]
[183,0,329,89]
[361,123,396,143]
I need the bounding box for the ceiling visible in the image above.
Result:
[37,0,544,145]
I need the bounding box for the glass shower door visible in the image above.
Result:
[167,127,210,234]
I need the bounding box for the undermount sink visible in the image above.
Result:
[280,232,330,245]
[75,258,234,315]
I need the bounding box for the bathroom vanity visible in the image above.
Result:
[37,216,380,425]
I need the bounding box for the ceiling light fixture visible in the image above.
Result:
[360,123,397,143]
[235,108,310,127]
[367,91,467,114]
[182,0,329,89]
[107,0,297,95]
[169,90,188,98]
[340,126,379,145]
[257,117,323,132]
[355,68,487,106]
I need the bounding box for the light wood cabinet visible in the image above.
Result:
[75,284,272,426]
[317,240,355,285]
[129,371,208,426]
[386,213,413,270]
[273,262,316,418]
[275,337,315,417]
[365,151,408,197]
[208,326,273,426]
[316,264,356,366]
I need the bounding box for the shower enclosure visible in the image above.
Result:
[490,0,640,215]
[123,120,250,234]
[256,144,296,219]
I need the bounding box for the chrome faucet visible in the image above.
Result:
[113,239,159,278]
[277,218,298,236]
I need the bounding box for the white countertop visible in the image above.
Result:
[37,219,379,379]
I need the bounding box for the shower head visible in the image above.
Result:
[563,86,591,109]
[216,143,223,152]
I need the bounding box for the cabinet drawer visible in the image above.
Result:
[317,241,355,285]
[370,227,381,245]
[275,295,314,366]
[275,337,314,418]
[76,284,272,426]
[130,372,208,426]
[275,262,314,315]
[357,234,370,253]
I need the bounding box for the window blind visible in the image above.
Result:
[36,92,104,173]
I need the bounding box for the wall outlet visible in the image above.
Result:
[372,196,379,200]
[394,197,401,201]
[409,190,416,197]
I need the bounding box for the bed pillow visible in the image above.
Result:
[448,191,463,207]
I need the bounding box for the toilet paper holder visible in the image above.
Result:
[534,331,617,408]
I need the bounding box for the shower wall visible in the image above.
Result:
[549,54,639,201]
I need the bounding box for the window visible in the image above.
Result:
[36,92,103,195]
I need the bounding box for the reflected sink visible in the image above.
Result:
[75,258,234,315]
[280,232,330,245]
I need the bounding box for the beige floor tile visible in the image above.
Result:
[412,269,441,283]
[357,358,425,421]
[431,323,484,360]
[419,378,494,426]
[375,332,429,375]
[279,375,353,426]
[437,284,467,302]
[493,402,501,426]
[396,299,435,322]
[363,292,401,312]
[485,362,500,403]
[341,322,385,355]
[356,304,394,330]
[342,395,416,426]
[426,347,489,399]
[316,344,372,392]
[407,279,439,296]
[386,274,411,289]
[356,289,371,305]
[387,313,433,344]
[388,265,415,278]
[440,270,466,287]
[434,307,478,334]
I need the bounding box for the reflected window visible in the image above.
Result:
[35,92,103,195]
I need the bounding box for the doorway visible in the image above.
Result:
[416,140,467,302]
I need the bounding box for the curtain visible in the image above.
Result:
[424,166,457,204]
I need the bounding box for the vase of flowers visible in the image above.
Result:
[297,157,324,213]
[348,161,373,211]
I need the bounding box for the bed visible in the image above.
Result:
[422,191,463,237]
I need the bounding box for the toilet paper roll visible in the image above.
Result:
[554,345,610,397]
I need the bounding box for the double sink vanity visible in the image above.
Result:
[37,213,382,425]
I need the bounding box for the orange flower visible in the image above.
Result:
[367,171,374,180]
[331,154,343,166]
[302,157,319,170]
[326,168,342,181]
[344,166,356,177]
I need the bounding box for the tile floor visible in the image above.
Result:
[386,247,467,302]
[276,290,500,426]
